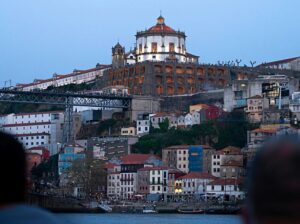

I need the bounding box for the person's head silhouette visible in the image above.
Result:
[243,135,300,224]
[0,131,62,223]
[0,131,26,206]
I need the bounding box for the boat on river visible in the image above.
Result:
[178,208,204,214]
[142,208,157,214]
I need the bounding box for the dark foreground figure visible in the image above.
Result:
[0,131,61,224]
[242,135,300,224]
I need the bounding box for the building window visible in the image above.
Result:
[151,42,157,53]
[152,186,155,191]
[169,42,175,52]
[139,44,142,54]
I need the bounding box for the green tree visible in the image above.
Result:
[158,118,169,132]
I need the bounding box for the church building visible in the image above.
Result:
[99,16,232,96]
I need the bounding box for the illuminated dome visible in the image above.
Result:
[147,16,176,33]
[135,16,191,63]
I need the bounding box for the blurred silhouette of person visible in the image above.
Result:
[0,131,61,224]
[243,135,300,224]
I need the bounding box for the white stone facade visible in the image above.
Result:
[107,172,121,199]
[0,111,64,151]
[16,66,110,91]
[120,172,138,199]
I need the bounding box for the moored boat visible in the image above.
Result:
[178,208,204,214]
[142,208,157,214]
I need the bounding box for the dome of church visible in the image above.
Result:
[147,16,176,33]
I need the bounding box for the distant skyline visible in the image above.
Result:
[0,0,299,86]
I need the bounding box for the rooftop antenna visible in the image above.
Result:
[160,10,162,16]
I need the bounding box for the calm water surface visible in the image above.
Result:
[59,214,242,224]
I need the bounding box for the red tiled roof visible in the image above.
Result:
[120,153,161,165]
[16,65,110,88]
[103,163,118,169]
[168,168,185,174]
[14,132,50,137]
[178,172,215,180]
[191,104,210,109]
[259,57,300,67]
[3,122,51,127]
[252,128,277,134]
[138,166,169,171]
[14,111,64,116]
[209,178,243,186]
[147,24,176,33]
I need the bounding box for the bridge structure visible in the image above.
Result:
[0,89,132,144]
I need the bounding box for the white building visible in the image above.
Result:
[118,154,162,199]
[108,172,121,198]
[162,145,189,173]
[224,75,297,112]
[176,172,215,194]
[206,178,244,199]
[136,113,151,135]
[16,65,110,91]
[107,171,121,199]
[258,56,300,71]
[137,166,169,195]
[150,113,169,129]
[135,16,198,64]
[211,146,242,177]
[184,111,201,127]
[0,111,64,152]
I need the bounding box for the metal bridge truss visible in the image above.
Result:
[0,90,131,144]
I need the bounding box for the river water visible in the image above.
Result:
[59,214,242,224]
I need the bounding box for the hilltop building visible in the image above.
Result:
[98,16,232,96]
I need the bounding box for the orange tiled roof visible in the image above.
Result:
[252,128,277,134]
[147,24,176,33]
[120,153,161,165]
[103,163,118,169]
